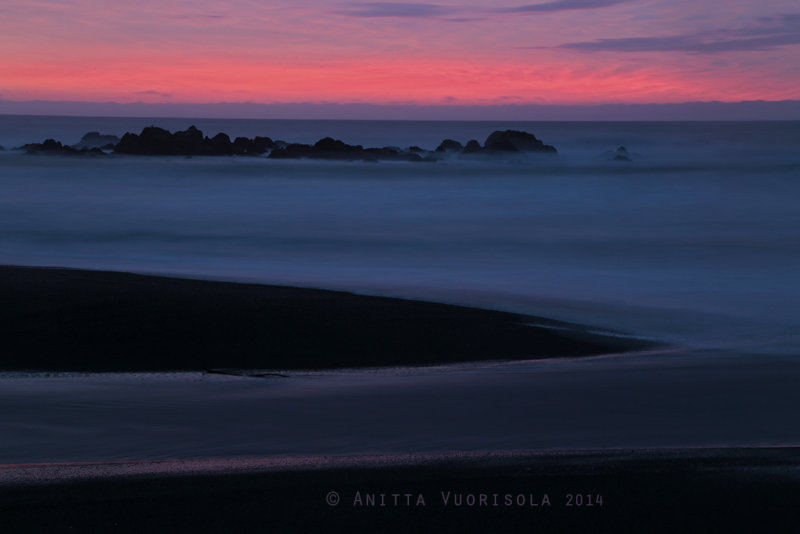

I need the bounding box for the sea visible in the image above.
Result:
[1,116,799,464]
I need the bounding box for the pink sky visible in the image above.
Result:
[1,0,799,106]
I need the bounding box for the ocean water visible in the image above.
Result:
[1,116,799,462]
[1,117,799,352]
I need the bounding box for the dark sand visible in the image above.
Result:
[0,265,654,372]
[6,266,790,533]
[1,448,799,533]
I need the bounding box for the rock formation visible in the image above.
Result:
[611,146,633,162]
[483,130,557,153]
[18,139,104,155]
[72,132,119,150]
[114,126,273,156]
[463,140,482,153]
[17,127,559,161]
[268,137,423,161]
[435,139,463,152]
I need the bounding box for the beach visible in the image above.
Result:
[2,267,800,531]
[3,0,800,526]
[2,118,799,532]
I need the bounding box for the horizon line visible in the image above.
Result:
[1,99,799,121]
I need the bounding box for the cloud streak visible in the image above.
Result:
[335,0,632,19]
[556,13,800,53]
[335,2,457,18]
[497,0,631,14]
[135,90,173,97]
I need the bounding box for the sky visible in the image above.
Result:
[1,0,799,112]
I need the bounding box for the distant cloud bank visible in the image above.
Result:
[557,13,800,53]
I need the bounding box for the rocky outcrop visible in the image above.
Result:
[268,137,423,162]
[463,140,481,153]
[114,126,273,156]
[232,136,275,155]
[483,130,557,153]
[115,126,181,155]
[118,126,211,155]
[611,146,632,162]
[15,127,559,161]
[72,132,119,150]
[267,142,313,159]
[208,132,234,155]
[313,137,365,156]
[426,131,558,157]
[435,139,463,152]
[19,139,105,155]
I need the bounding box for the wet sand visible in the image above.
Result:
[1,448,799,533]
[0,265,653,372]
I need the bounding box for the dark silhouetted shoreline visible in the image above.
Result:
[0,265,654,372]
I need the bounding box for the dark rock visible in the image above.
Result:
[232,136,275,155]
[313,137,345,151]
[72,132,119,150]
[115,126,171,154]
[138,126,174,153]
[313,137,364,155]
[15,127,562,162]
[270,137,421,162]
[208,132,233,155]
[19,138,105,156]
[115,126,239,156]
[19,139,73,154]
[436,139,463,152]
[0,145,4,151]
[484,130,557,154]
[464,140,482,153]
[232,137,249,155]
[363,147,391,157]
[253,136,276,153]
[171,125,204,154]
[41,139,66,152]
[610,146,633,162]
[115,132,142,154]
[268,143,313,159]
[368,147,422,162]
